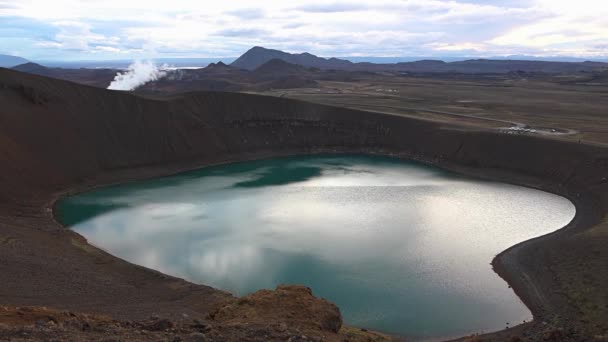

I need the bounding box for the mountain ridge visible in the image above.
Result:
[231,46,608,74]
[231,46,352,70]
[0,54,29,68]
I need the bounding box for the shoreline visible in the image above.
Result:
[48,148,590,341]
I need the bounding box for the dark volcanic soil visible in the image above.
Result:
[0,68,607,341]
[0,286,367,342]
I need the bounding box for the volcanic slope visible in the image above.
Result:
[0,68,607,341]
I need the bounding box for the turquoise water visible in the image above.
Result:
[56,155,575,340]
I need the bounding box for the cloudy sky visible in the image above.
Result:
[1,0,607,60]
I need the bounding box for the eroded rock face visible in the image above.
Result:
[212,285,342,334]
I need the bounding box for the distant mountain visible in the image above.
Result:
[205,61,231,69]
[342,56,469,63]
[141,58,319,93]
[489,55,608,63]
[200,61,245,75]
[0,54,29,68]
[164,61,249,81]
[253,59,311,78]
[231,46,352,70]
[365,58,608,73]
[11,62,117,88]
[250,59,318,90]
[231,47,608,74]
[342,55,608,63]
[395,60,447,69]
[11,62,50,74]
[443,59,607,74]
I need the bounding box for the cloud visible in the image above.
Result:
[0,0,606,59]
[215,28,269,38]
[34,21,121,52]
[429,42,488,52]
[293,2,371,13]
[225,8,265,19]
[94,45,122,53]
[282,22,306,29]
[486,0,608,56]
[34,41,62,48]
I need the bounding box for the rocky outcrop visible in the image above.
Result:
[212,285,342,333]
[0,305,348,342]
[0,303,389,341]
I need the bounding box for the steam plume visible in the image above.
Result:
[107,60,166,91]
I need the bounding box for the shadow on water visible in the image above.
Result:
[56,154,466,227]
[136,154,460,189]
[56,202,127,227]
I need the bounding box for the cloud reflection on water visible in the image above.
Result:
[60,155,575,338]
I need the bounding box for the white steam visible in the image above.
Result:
[107,60,167,91]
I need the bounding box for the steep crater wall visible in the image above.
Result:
[1,68,607,338]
